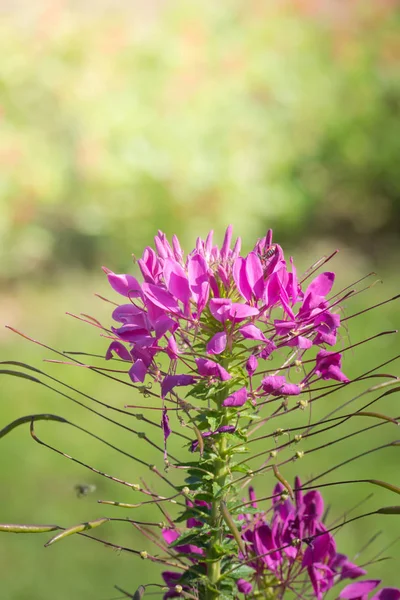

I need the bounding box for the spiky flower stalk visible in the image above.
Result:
[1,226,400,600]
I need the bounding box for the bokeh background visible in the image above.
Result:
[1,1,399,598]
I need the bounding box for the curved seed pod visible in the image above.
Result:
[45,517,109,547]
[220,501,246,555]
[133,585,146,600]
[369,480,400,495]
[0,523,60,533]
[273,465,294,500]
[376,506,400,515]
[0,414,67,439]
[356,411,398,425]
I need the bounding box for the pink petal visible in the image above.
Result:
[302,533,332,566]
[163,259,191,304]
[112,304,143,323]
[166,335,179,359]
[222,387,248,407]
[161,374,196,398]
[372,590,400,600]
[209,298,232,322]
[233,257,252,301]
[162,407,171,459]
[340,581,381,600]
[237,579,253,594]
[240,324,267,342]
[245,252,264,299]
[206,332,227,355]
[246,355,258,376]
[229,303,259,321]
[105,270,142,298]
[142,282,180,313]
[128,359,147,383]
[172,234,184,262]
[306,272,335,298]
[162,528,180,545]
[195,358,231,380]
[261,375,301,396]
[220,224,233,261]
[105,341,132,362]
[187,253,210,311]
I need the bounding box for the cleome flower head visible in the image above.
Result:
[104,226,347,417]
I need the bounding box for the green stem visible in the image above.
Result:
[206,436,227,600]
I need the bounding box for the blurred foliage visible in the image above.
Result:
[0,0,399,282]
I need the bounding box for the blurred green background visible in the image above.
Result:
[1,1,399,598]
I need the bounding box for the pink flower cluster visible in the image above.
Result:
[104,226,348,409]
[240,479,365,598]
[160,481,399,599]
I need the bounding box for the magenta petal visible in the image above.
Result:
[306,271,335,298]
[240,324,267,341]
[112,304,143,323]
[163,259,191,304]
[220,224,233,261]
[206,332,227,355]
[172,234,184,262]
[187,253,210,311]
[315,349,349,383]
[153,315,176,338]
[161,374,196,398]
[340,581,381,599]
[105,341,132,362]
[295,335,313,349]
[162,407,171,459]
[162,528,180,545]
[106,271,142,298]
[233,257,252,301]
[304,490,324,521]
[262,375,301,396]
[209,298,232,322]
[302,533,331,566]
[167,335,179,359]
[222,387,248,407]
[229,303,259,321]
[142,282,180,313]
[112,324,149,343]
[195,358,231,380]
[162,571,181,587]
[246,355,258,377]
[372,590,400,600]
[162,409,171,440]
[216,364,231,381]
[128,359,147,383]
[237,579,253,594]
[245,252,264,299]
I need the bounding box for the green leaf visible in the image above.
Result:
[226,564,255,580]
[169,529,208,548]
[230,463,251,474]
